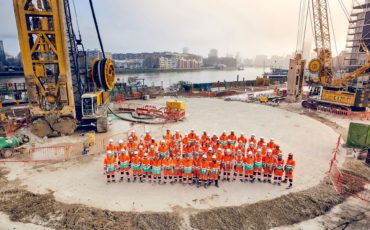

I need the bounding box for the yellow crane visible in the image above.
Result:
[301,0,369,111]
[13,0,115,137]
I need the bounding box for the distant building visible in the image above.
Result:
[208,49,218,58]
[254,55,268,67]
[0,40,5,63]
[114,59,144,70]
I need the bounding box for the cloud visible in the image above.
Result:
[0,0,352,58]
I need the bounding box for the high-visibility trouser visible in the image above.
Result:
[106,164,115,175]
[254,162,263,173]
[142,166,151,175]
[193,167,200,178]
[183,167,192,178]
[174,168,183,177]
[234,163,243,173]
[152,166,162,175]
[285,166,294,179]
[263,164,273,175]
[132,164,141,175]
[244,164,254,175]
[163,167,173,176]
[224,162,232,172]
[210,169,219,180]
[200,168,208,180]
[119,161,130,172]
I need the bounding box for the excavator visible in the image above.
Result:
[300,0,370,111]
[12,0,116,137]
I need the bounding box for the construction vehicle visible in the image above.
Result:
[297,0,370,111]
[12,0,115,137]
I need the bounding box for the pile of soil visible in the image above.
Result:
[342,158,370,181]
[189,179,345,230]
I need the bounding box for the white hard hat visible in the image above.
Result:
[248,151,253,156]
[231,130,234,132]
[240,133,244,136]
[144,153,148,157]
[213,133,217,136]
[129,137,133,140]
[261,137,264,139]
[263,142,267,146]
[175,130,179,133]
[223,130,226,133]
[131,130,135,133]
[107,150,112,154]
[146,131,150,134]
[212,155,216,159]
[121,148,126,152]
[203,130,207,133]
[202,154,207,158]
[208,147,212,151]
[109,139,113,143]
[191,129,195,131]
[119,139,123,144]
[267,149,272,153]
[237,149,242,153]
[150,145,154,148]
[226,149,231,153]
[134,151,138,155]
[217,148,222,151]
[251,134,255,137]
[257,148,262,152]
[271,138,274,141]
[139,145,143,149]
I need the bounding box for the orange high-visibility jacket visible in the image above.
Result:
[104,155,117,171]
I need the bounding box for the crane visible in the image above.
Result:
[301,0,370,111]
[13,0,116,137]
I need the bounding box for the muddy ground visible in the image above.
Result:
[1,165,365,230]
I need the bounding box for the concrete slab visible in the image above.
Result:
[4,98,340,212]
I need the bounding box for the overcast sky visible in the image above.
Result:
[0,0,353,58]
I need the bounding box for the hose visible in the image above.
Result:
[108,107,168,124]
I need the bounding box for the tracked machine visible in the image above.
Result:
[295,0,370,111]
[13,0,115,137]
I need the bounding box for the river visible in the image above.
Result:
[0,67,265,88]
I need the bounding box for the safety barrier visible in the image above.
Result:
[317,106,370,120]
[328,135,370,202]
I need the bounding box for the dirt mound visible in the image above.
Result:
[342,158,370,181]
[189,179,345,230]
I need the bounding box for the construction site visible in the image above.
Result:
[1,0,370,229]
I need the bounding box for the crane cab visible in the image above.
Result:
[81,91,109,117]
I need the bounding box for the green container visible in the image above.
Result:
[346,122,370,148]
[0,136,20,149]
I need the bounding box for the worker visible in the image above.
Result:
[244,151,255,182]
[117,149,131,182]
[235,142,246,155]
[138,145,145,158]
[198,154,210,188]
[188,129,197,144]
[162,154,174,184]
[173,153,184,183]
[283,153,296,188]
[257,137,265,147]
[228,130,237,145]
[209,155,220,187]
[126,137,137,155]
[194,142,201,156]
[141,153,152,182]
[158,140,169,159]
[174,130,182,145]
[201,131,208,144]
[237,133,247,148]
[247,143,256,154]
[212,140,222,151]
[272,145,282,158]
[211,133,218,144]
[222,149,233,181]
[219,131,228,147]
[104,150,117,183]
[168,136,177,157]
[183,154,193,185]
[131,151,142,182]
[151,154,162,184]
[128,130,138,143]
[150,138,158,149]
[215,148,224,173]
[116,139,125,154]
[105,139,116,152]
[144,131,152,147]
[261,143,268,157]
[248,134,257,145]
[206,147,213,162]
[267,138,276,149]
[254,149,264,182]
[263,149,276,183]
[192,152,201,185]
[182,134,189,147]
[274,153,284,186]
[233,150,244,181]
[165,129,172,140]
[148,145,157,159]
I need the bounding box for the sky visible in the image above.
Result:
[0,0,353,58]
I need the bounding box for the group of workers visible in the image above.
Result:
[104,129,296,189]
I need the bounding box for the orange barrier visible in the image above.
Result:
[328,135,370,202]
[317,106,370,120]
